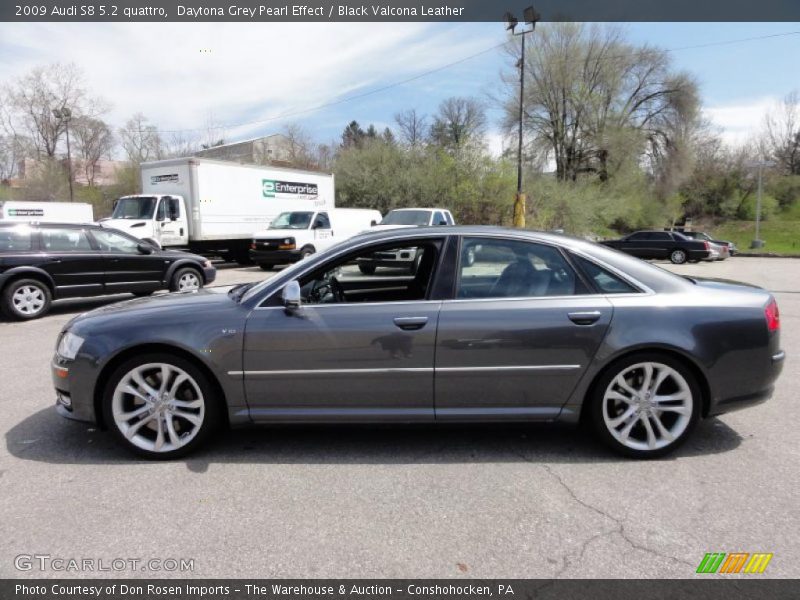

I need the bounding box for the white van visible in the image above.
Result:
[250,208,382,270]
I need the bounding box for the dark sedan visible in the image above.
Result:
[602,230,711,264]
[52,227,783,459]
[0,222,215,320]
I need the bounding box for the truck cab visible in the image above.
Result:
[102,195,189,249]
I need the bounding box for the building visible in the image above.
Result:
[193,134,294,165]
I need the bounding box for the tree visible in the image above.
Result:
[394,109,428,147]
[429,97,487,151]
[5,63,86,158]
[119,113,163,164]
[281,123,317,169]
[503,24,699,183]
[71,115,113,186]
[763,91,800,175]
[341,120,366,149]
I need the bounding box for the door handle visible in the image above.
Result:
[567,311,602,325]
[393,316,428,331]
[47,258,62,264]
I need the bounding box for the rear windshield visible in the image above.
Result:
[0,226,33,252]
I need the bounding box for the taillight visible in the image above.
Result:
[765,298,780,332]
[704,241,710,251]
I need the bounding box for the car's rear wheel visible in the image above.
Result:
[103,354,220,459]
[670,249,688,264]
[590,354,701,458]
[170,267,202,292]
[2,278,52,320]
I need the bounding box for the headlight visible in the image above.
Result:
[202,259,212,268]
[57,332,85,360]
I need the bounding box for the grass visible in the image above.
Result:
[714,218,800,255]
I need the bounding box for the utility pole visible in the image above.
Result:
[504,6,540,228]
[53,107,74,202]
[746,159,775,249]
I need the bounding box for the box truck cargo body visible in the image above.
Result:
[102,157,335,262]
[0,201,94,224]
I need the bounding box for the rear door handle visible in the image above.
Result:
[567,311,602,325]
[393,316,428,331]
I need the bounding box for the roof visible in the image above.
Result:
[389,207,452,212]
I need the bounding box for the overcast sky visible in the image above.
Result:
[1,22,798,155]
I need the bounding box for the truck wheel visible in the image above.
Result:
[358,263,376,275]
[258,263,274,271]
[300,246,315,259]
[170,267,203,292]
[2,278,52,320]
[670,249,688,265]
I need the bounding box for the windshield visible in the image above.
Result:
[382,210,430,226]
[112,197,157,220]
[269,212,314,229]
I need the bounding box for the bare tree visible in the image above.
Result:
[71,115,113,186]
[763,91,800,175]
[394,109,428,147]
[502,24,699,182]
[5,63,86,158]
[429,97,487,150]
[281,123,316,168]
[119,113,163,164]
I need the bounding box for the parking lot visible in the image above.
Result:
[1,257,798,578]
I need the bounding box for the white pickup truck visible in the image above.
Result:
[357,207,456,274]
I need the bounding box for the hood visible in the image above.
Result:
[66,286,235,331]
[253,228,301,239]
[101,218,153,237]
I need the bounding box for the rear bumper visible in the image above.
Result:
[249,249,302,265]
[707,350,785,416]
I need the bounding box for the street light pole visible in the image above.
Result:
[53,107,74,202]
[746,159,775,249]
[505,7,539,228]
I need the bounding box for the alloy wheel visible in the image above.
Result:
[670,250,687,264]
[12,284,46,316]
[601,362,693,452]
[111,363,206,453]
[177,272,200,291]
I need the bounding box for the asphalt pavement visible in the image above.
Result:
[1,257,797,578]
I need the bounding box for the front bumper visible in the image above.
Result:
[249,248,302,265]
[203,266,217,285]
[52,356,99,425]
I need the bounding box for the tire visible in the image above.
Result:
[258,263,274,271]
[670,249,688,264]
[2,278,52,320]
[170,267,203,292]
[358,263,376,275]
[102,353,222,459]
[300,245,315,259]
[589,352,701,459]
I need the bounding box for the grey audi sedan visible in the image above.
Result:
[52,226,784,459]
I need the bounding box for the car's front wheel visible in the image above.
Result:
[170,267,203,292]
[2,278,52,320]
[590,354,701,458]
[103,354,221,459]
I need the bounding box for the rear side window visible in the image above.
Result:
[41,228,93,252]
[572,255,639,294]
[0,227,33,252]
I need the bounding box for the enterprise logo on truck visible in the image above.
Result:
[151,174,180,184]
[262,179,318,199]
[7,208,44,217]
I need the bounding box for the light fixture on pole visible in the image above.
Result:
[504,6,540,228]
[745,159,775,249]
[53,107,74,202]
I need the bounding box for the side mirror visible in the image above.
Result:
[137,242,154,255]
[282,280,301,311]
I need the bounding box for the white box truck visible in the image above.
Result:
[0,200,94,224]
[249,208,382,270]
[102,157,335,263]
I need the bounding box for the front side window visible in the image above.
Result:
[296,240,441,305]
[41,228,93,252]
[313,213,331,229]
[155,199,167,221]
[0,227,33,252]
[92,229,142,254]
[457,237,585,299]
[269,212,314,230]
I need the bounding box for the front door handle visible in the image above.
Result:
[393,316,428,331]
[567,311,602,326]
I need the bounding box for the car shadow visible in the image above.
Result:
[5,407,743,471]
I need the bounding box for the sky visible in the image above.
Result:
[0,21,798,156]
